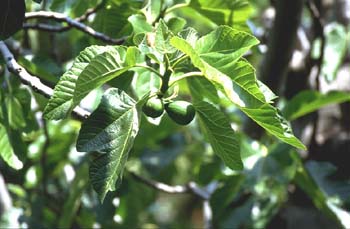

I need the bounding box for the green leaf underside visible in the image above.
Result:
[187,77,220,104]
[170,26,305,150]
[77,88,139,201]
[0,124,23,170]
[5,96,26,129]
[283,90,350,121]
[44,45,111,120]
[194,101,242,170]
[72,46,142,107]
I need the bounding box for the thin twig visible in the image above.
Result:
[24,11,125,44]
[129,173,215,228]
[130,172,189,194]
[203,200,213,229]
[23,0,106,33]
[74,0,107,23]
[0,41,54,98]
[130,172,212,199]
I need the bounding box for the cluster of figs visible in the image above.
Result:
[142,95,195,125]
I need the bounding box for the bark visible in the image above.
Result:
[259,0,304,94]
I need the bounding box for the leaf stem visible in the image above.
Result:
[160,55,172,95]
[165,3,189,14]
[171,54,188,69]
[133,64,163,78]
[169,71,203,87]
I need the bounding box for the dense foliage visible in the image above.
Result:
[1,0,350,228]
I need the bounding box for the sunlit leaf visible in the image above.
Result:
[190,0,252,27]
[170,27,306,150]
[44,45,111,120]
[128,14,153,34]
[72,46,142,107]
[322,23,347,82]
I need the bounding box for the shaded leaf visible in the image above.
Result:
[187,77,220,104]
[194,101,242,170]
[92,1,134,38]
[306,161,350,202]
[211,175,245,218]
[58,163,89,228]
[283,90,350,120]
[0,124,23,170]
[295,160,350,228]
[77,88,139,201]
[5,95,25,129]
[167,17,187,34]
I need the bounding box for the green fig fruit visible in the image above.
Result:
[142,97,164,118]
[165,101,195,125]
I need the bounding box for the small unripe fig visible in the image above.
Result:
[165,101,195,125]
[142,97,164,118]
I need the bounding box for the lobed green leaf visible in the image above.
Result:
[170,26,305,150]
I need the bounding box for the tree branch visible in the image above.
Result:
[0,41,53,98]
[130,172,211,199]
[259,0,304,94]
[24,11,125,45]
[306,0,326,151]
[0,41,90,119]
[306,0,326,90]
[130,172,189,194]
[203,200,213,229]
